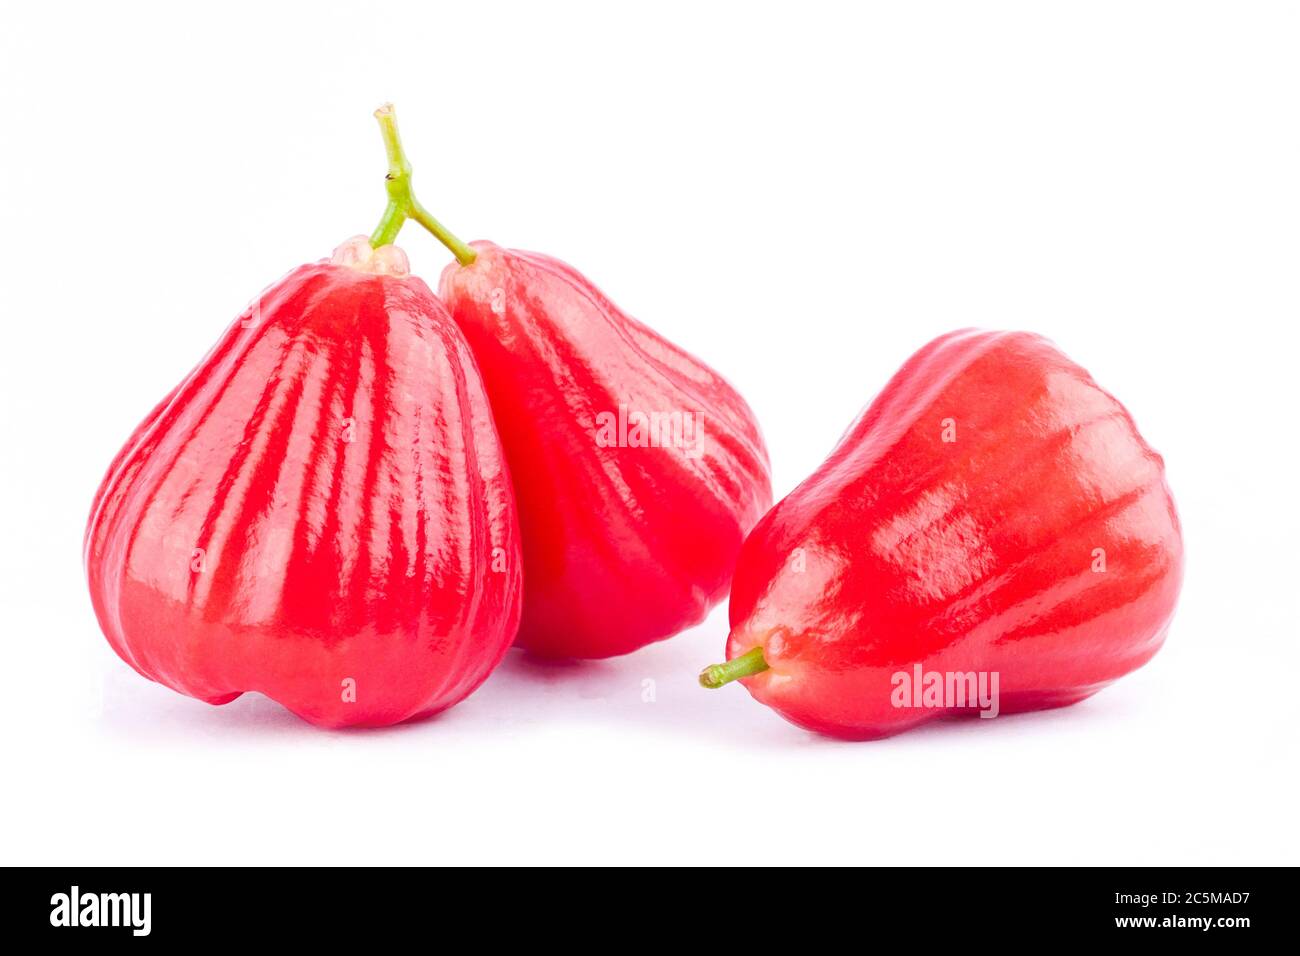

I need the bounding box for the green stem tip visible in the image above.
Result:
[698,646,769,689]
[368,104,476,265]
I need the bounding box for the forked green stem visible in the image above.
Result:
[699,646,770,689]
[369,104,476,265]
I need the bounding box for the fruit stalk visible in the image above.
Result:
[368,104,476,265]
[699,646,769,688]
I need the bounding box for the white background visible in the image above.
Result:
[1,1,1296,866]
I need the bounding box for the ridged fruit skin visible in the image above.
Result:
[85,257,522,728]
[439,241,772,658]
[725,330,1183,739]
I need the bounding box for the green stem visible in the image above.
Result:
[698,646,769,689]
[368,104,476,265]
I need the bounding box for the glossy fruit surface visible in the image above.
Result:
[713,329,1183,739]
[86,239,522,727]
[440,242,772,658]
